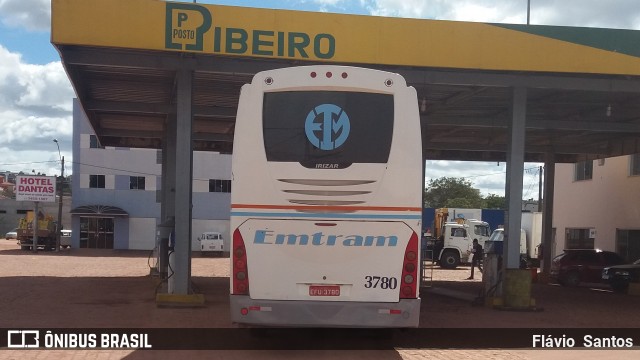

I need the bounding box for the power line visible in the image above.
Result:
[72,161,159,177]
[70,161,217,182]
[0,160,58,167]
[426,166,540,181]
[523,167,540,199]
[6,159,541,186]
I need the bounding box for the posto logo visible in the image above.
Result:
[165,3,336,59]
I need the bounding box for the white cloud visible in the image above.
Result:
[0,45,73,175]
[0,0,51,32]
[17,61,73,112]
[362,0,640,29]
[313,0,343,5]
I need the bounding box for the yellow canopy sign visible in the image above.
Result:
[51,0,640,76]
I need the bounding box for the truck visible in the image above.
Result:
[16,211,59,251]
[424,208,491,269]
[488,219,542,269]
[521,212,543,267]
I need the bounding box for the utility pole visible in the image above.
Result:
[53,139,64,252]
[538,165,543,211]
[33,201,39,252]
[56,156,65,251]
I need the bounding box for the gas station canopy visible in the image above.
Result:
[52,0,640,163]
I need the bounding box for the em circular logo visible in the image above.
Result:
[304,104,351,150]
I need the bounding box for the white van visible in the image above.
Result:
[487,228,529,268]
[198,232,224,256]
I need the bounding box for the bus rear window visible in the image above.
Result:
[263,91,393,167]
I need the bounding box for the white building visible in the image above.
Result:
[552,156,640,262]
[70,99,231,251]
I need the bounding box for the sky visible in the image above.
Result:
[1,0,639,197]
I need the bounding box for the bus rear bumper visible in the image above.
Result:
[230,295,421,327]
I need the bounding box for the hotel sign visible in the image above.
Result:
[15,176,56,202]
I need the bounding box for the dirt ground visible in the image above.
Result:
[1,239,639,359]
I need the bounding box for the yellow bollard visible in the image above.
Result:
[502,269,535,309]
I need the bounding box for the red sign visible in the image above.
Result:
[15,175,57,202]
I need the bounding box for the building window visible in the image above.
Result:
[565,228,594,249]
[130,176,146,190]
[209,179,231,193]
[630,154,640,176]
[17,209,28,214]
[89,135,103,149]
[89,175,106,188]
[574,160,593,181]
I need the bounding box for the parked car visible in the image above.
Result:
[550,249,625,287]
[5,228,18,240]
[197,231,224,256]
[602,259,640,293]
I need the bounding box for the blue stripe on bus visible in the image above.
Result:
[230,211,422,220]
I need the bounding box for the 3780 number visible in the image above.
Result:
[364,276,398,289]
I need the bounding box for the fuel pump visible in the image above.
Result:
[483,240,503,304]
[156,217,174,287]
[167,227,176,293]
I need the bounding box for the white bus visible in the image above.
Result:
[230,65,423,327]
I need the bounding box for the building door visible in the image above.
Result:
[616,230,640,263]
[79,217,114,249]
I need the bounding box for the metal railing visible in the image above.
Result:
[421,249,435,288]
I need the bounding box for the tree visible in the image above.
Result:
[484,194,506,209]
[424,177,484,208]
[1,186,15,199]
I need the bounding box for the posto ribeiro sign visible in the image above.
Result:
[16,175,57,202]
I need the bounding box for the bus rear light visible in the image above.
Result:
[232,229,250,295]
[310,71,317,78]
[400,232,419,299]
[404,263,416,273]
[341,72,348,79]
[326,71,332,78]
[241,306,273,316]
[249,306,272,312]
[378,309,402,315]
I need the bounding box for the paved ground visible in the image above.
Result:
[1,239,639,359]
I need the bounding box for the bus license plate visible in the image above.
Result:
[309,285,340,296]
